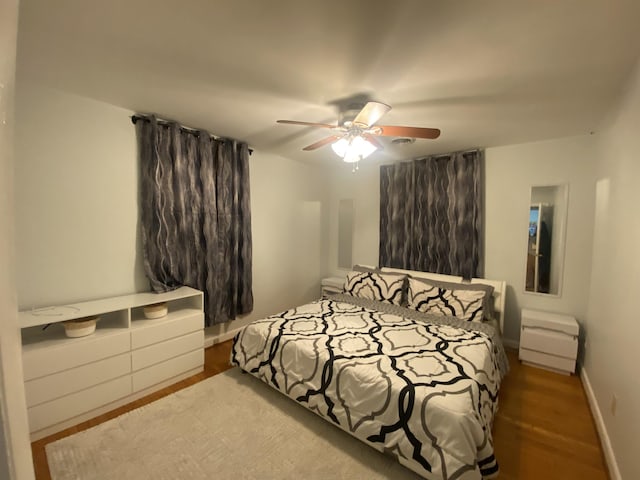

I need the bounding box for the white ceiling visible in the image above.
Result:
[16,0,640,164]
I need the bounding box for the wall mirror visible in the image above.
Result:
[524,184,569,296]
[337,199,354,269]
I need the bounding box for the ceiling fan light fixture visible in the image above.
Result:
[277,101,440,163]
[331,135,377,163]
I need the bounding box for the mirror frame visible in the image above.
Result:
[523,183,569,297]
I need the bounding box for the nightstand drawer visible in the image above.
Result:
[519,348,576,374]
[519,308,579,374]
[321,276,344,298]
[521,309,579,335]
[520,326,578,359]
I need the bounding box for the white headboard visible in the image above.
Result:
[380,267,507,334]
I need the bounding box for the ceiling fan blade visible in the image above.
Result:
[375,125,441,139]
[362,133,384,151]
[302,135,343,151]
[277,120,335,128]
[352,101,391,127]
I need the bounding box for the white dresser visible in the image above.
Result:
[519,308,579,375]
[321,276,345,298]
[20,287,204,440]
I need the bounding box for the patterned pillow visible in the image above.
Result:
[343,271,407,305]
[410,276,495,321]
[407,277,486,322]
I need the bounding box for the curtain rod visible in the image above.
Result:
[131,115,253,155]
[381,148,482,166]
[431,148,482,158]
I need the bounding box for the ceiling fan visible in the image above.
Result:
[277,101,440,164]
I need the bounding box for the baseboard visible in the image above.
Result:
[580,367,621,480]
[204,327,244,348]
[502,338,519,350]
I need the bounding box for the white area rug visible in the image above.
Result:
[46,368,423,479]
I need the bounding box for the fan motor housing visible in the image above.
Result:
[338,104,366,127]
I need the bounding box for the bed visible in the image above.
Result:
[231,267,509,480]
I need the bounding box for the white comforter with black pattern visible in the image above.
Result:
[231,293,509,480]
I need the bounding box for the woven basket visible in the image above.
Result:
[143,302,168,319]
[63,316,98,338]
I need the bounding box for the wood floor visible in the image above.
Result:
[493,350,609,479]
[32,342,609,480]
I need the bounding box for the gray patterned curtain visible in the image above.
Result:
[136,115,253,326]
[379,149,484,279]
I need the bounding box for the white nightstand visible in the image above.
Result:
[321,276,345,298]
[519,308,579,375]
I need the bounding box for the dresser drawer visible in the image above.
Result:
[23,331,130,381]
[131,312,203,349]
[28,375,132,433]
[132,330,203,371]
[25,353,131,407]
[520,326,578,359]
[519,347,576,374]
[132,349,204,392]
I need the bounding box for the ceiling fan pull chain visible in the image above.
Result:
[352,156,361,173]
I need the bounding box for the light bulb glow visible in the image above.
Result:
[331,135,377,163]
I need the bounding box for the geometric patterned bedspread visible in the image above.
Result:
[231,293,509,480]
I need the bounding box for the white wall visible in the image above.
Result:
[326,136,597,345]
[485,136,597,343]
[15,83,147,308]
[14,82,330,343]
[0,0,35,477]
[584,58,640,480]
[327,160,381,274]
